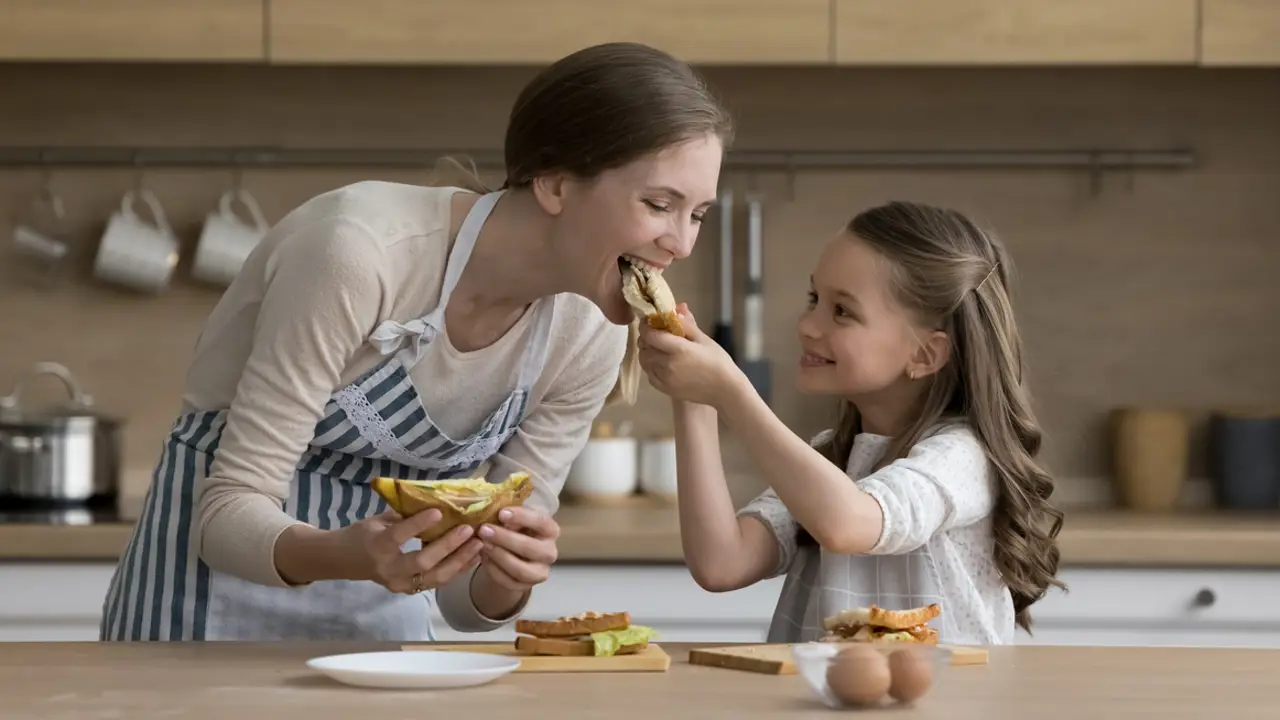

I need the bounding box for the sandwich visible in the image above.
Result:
[620,258,685,338]
[821,604,941,645]
[514,611,657,657]
[370,471,533,543]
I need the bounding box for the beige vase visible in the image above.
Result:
[1111,408,1190,512]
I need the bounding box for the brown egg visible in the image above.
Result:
[887,647,934,703]
[825,645,891,707]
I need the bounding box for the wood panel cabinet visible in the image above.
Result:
[1200,0,1280,66]
[833,0,1199,66]
[0,0,265,62]
[268,0,829,65]
[0,2,1271,69]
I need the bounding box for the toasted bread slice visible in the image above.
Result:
[515,634,648,657]
[514,611,631,638]
[822,604,941,632]
[646,311,686,338]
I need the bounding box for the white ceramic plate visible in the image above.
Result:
[306,651,521,690]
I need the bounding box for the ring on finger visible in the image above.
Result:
[411,572,425,594]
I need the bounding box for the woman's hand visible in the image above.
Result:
[638,304,747,410]
[476,507,559,590]
[470,507,560,618]
[332,509,485,594]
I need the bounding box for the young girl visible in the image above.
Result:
[636,200,1064,645]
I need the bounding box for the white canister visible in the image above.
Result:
[639,436,678,501]
[564,436,638,501]
[93,189,179,293]
[192,188,269,286]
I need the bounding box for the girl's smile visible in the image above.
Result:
[799,349,835,368]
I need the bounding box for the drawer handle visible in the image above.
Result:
[1192,588,1216,607]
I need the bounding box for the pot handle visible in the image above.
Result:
[0,361,93,414]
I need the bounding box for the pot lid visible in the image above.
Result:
[0,361,119,425]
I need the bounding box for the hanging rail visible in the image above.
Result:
[0,146,1196,171]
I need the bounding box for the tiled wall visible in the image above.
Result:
[2,63,1277,508]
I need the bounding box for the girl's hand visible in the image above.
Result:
[637,304,747,410]
[333,509,485,594]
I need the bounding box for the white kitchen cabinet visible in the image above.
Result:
[3,563,1279,648]
[0,564,117,642]
[1016,567,1280,648]
[0,563,783,644]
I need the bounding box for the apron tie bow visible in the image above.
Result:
[369,318,437,361]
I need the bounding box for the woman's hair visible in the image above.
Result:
[431,42,734,406]
[814,201,1064,632]
[503,42,734,188]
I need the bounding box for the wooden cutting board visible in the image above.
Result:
[688,644,988,675]
[400,642,671,672]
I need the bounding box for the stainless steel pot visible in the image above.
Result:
[0,362,122,505]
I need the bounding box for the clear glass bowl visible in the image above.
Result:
[791,642,954,710]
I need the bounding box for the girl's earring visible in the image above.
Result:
[906,369,916,381]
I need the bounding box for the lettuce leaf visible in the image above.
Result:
[589,625,657,656]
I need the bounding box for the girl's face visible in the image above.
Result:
[544,134,723,325]
[796,234,926,399]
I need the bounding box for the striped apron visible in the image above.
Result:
[100,190,555,641]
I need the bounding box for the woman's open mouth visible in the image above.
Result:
[617,254,662,277]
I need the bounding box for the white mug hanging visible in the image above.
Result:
[93,189,179,293]
[191,188,269,286]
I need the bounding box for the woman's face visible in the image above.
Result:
[551,134,723,325]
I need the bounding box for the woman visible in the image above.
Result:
[100,42,733,641]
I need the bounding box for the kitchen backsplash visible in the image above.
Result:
[1,63,1277,508]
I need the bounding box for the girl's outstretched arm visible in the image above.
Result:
[672,399,778,592]
[640,307,997,561]
[638,306,878,557]
[717,377,884,555]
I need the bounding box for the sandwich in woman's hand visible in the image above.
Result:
[620,258,685,338]
[371,472,533,543]
[514,611,657,657]
[821,604,941,645]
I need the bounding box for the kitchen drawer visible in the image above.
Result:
[0,563,115,643]
[1030,568,1280,628]
[0,563,115,620]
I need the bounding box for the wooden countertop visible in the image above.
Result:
[0,500,684,563]
[4,503,1280,568]
[3,641,1279,718]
